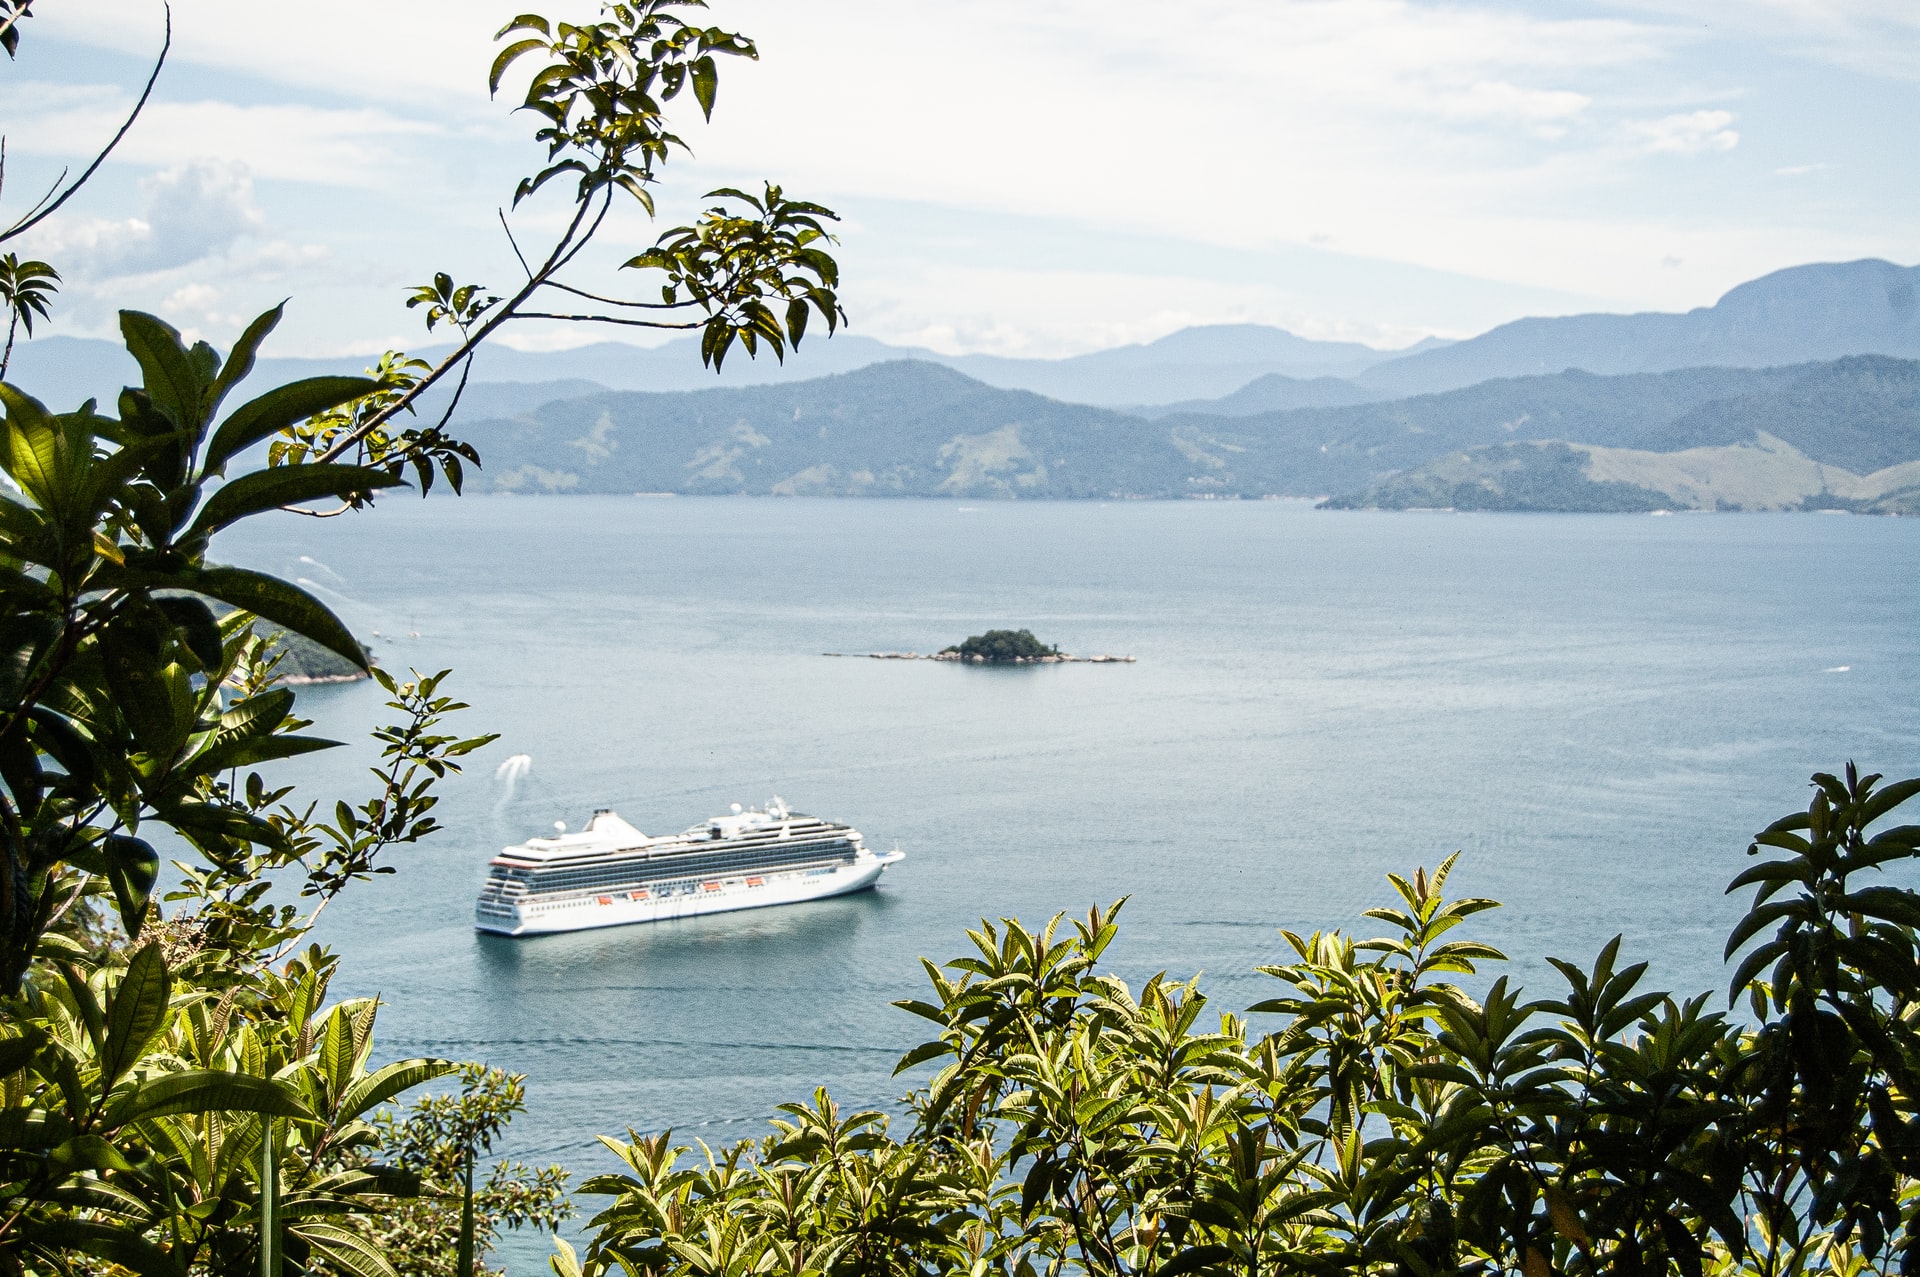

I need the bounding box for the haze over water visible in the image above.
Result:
[225,497,1917,1248]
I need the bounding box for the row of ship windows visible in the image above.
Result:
[518,866,838,911]
[495,834,850,880]
[489,844,854,896]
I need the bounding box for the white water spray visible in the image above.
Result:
[493,753,533,816]
[298,555,346,584]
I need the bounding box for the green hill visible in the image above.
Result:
[448,355,1920,507]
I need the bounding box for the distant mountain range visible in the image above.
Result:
[4,257,1915,512]
[443,354,1919,511]
[1350,259,1920,397]
[3,322,1435,412]
[10,258,1916,416]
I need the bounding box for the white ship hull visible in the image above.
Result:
[476,849,902,937]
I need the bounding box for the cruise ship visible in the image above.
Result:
[473,800,904,936]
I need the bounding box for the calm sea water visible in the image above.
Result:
[223,498,1918,1259]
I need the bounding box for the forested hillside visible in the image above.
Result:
[453,355,1920,502]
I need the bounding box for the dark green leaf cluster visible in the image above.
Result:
[941,630,1063,662]
[628,183,843,369]
[0,253,59,379]
[0,935,464,1277]
[366,1065,575,1277]
[0,305,508,989]
[568,768,1920,1277]
[492,3,754,209]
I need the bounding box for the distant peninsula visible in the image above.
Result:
[826,629,1134,664]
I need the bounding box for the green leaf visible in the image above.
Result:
[19,1218,186,1277]
[0,1027,47,1078]
[293,1223,401,1277]
[202,376,380,474]
[1156,1245,1235,1277]
[177,566,367,671]
[120,311,207,432]
[691,54,718,118]
[189,734,341,779]
[186,463,403,539]
[490,37,547,93]
[207,304,284,422]
[106,1069,314,1126]
[48,1133,138,1176]
[1862,777,1920,829]
[892,1040,951,1075]
[103,836,160,938]
[99,941,170,1087]
[155,595,224,672]
[335,1058,457,1125]
[28,706,98,791]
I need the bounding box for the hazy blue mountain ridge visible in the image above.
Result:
[1352,260,1920,397]
[447,356,1920,502]
[1132,372,1384,417]
[1,323,1421,413]
[459,361,1191,497]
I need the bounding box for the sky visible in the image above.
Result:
[4,0,1918,361]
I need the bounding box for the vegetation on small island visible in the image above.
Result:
[941,628,1063,662]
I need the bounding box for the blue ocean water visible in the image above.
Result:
[222,497,1918,1258]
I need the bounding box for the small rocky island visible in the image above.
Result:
[941,629,1060,662]
[827,628,1135,664]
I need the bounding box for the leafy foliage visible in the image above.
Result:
[567,768,1920,1277]
[0,1,842,1272]
[942,629,1062,662]
[367,1065,574,1277]
[0,252,57,377]
[309,0,848,468]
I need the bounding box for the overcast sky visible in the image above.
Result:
[5,0,1918,361]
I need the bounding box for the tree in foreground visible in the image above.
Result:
[570,766,1920,1277]
[0,1,847,1272]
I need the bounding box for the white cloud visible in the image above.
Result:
[0,79,446,188]
[23,160,263,279]
[1621,109,1740,156]
[1446,81,1593,138]
[7,0,1916,357]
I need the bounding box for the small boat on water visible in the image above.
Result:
[474,799,903,937]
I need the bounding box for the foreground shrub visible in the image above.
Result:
[573,766,1920,1277]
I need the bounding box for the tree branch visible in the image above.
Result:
[507,311,703,330]
[0,2,171,244]
[536,279,696,311]
[312,181,602,464]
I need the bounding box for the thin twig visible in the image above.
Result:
[0,2,171,244]
[498,208,534,280]
[511,311,702,329]
[430,351,476,432]
[537,279,692,311]
[312,180,604,464]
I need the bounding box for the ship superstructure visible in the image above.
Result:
[474,800,903,936]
